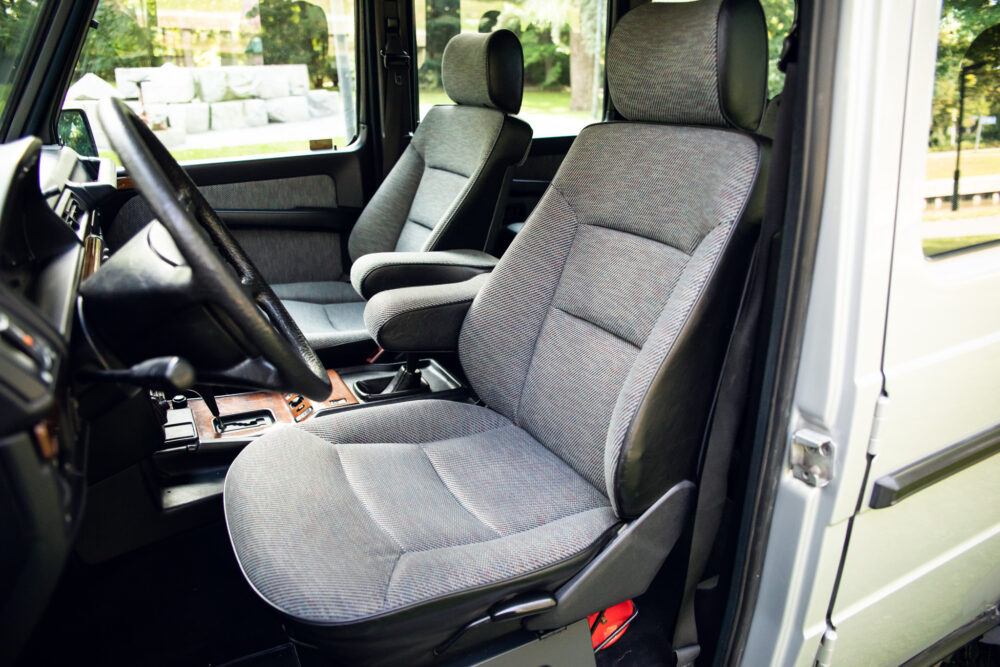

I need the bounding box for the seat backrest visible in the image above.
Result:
[458,0,768,520]
[347,30,532,261]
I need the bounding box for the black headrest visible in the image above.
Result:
[606,0,767,130]
[442,30,524,115]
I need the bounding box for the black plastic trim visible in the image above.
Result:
[869,423,1000,509]
[217,208,359,232]
[900,604,998,667]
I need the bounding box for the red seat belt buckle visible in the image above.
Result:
[588,599,637,651]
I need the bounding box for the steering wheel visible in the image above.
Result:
[97,98,332,400]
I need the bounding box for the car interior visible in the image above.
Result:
[0,0,816,665]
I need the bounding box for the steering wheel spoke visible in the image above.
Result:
[97,98,332,400]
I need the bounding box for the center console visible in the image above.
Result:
[152,357,465,508]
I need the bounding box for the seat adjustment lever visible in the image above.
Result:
[434,593,556,656]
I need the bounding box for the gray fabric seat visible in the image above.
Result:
[225,1,769,664]
[275,30,532,352]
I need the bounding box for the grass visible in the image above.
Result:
[922,234,1000,256]
[100,137,347,166]
[922,202,1000,221]
[419,88,595,121]
[926,148,1000,180]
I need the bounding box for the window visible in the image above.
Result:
[922,1,1000,257]
[761,0,795,98]
[416,0,608,138]
[0,0,52,123]
[63,0,357,164]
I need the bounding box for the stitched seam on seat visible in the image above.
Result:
[405,216,435,231]
[383,506,615,608]
[425,164,471,179]
[420,445,504,539]
[337,446,407,554]
[513,182,581,425]
[551,304,641,350]
[584,220,694,256]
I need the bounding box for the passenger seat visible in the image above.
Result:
[273,30,532,352]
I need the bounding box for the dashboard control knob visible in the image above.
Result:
[171,394,188,409]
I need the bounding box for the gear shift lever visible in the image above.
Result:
[354,355,429,401]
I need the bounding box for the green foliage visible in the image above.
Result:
[760,0,796,98]
[420,0,460,89]
[75,0,160,83]
[519,25,570,90]
[0,0,43,115]
[930,1,1000,150]
[249,0,331,87]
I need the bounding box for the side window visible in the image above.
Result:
[62,0,357,164]
[416,0,607,138]
[761,0,796,98]
[923,2,1000,257]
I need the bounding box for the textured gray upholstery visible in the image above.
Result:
[347,106,520,260]
[364,273,489,351]
[225,1,768,659]
[442,30,524,114]
[460,122,762,498]
[225,400,616,624]
[272,281,368,348]
[278,31,530,352]
[606,0,767,129]
[350,249,498,299]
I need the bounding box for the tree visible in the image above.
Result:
[249,0,331,88]
[760,0,796,98]
[929,0,1000,149]
[421,0,460,89]
[75,0,160,83]
[511,0,602,111]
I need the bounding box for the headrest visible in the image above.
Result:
[607,0,767,130]
[442,30,524,114]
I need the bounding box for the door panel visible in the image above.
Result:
[829,1,1000,663]
[104,146,369,284]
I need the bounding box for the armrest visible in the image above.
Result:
[350,250,498,300]
[364,274,490,352]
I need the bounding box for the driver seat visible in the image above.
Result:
[223,0,768,663]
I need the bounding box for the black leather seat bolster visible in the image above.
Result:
[363,274,490,353]
[350,250,499,300]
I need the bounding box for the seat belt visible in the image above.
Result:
[672,24,800,667]
[379,0,413,177]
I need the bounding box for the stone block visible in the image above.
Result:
[211,100,247,130]
[244,99,269,127]
[307,89,339,118]
[168,102,210,134]
[264,96,310,123]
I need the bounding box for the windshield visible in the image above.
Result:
[0,0,49,123]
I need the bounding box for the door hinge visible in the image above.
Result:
[866,394,889,457]
[814,627,838,667]
[790,429,836,487]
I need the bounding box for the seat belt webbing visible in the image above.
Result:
[672,24,800,667]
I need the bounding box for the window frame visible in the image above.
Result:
[54,0,366,167]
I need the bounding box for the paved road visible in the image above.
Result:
[922,215,1000,238]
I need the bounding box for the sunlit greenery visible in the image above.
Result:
[923,233,1000,255]
[930,0,1000,151]
[0,0,45,118]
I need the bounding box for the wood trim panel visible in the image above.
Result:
[188,370,357,440]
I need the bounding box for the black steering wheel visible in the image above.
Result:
[97,97,332,400]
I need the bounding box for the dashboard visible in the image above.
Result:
[0,137,116,663]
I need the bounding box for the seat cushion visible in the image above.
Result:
[272,280,370,350]
[224,400,617,630]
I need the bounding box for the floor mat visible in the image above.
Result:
[19,520,287,667]
[220,643,301,667]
